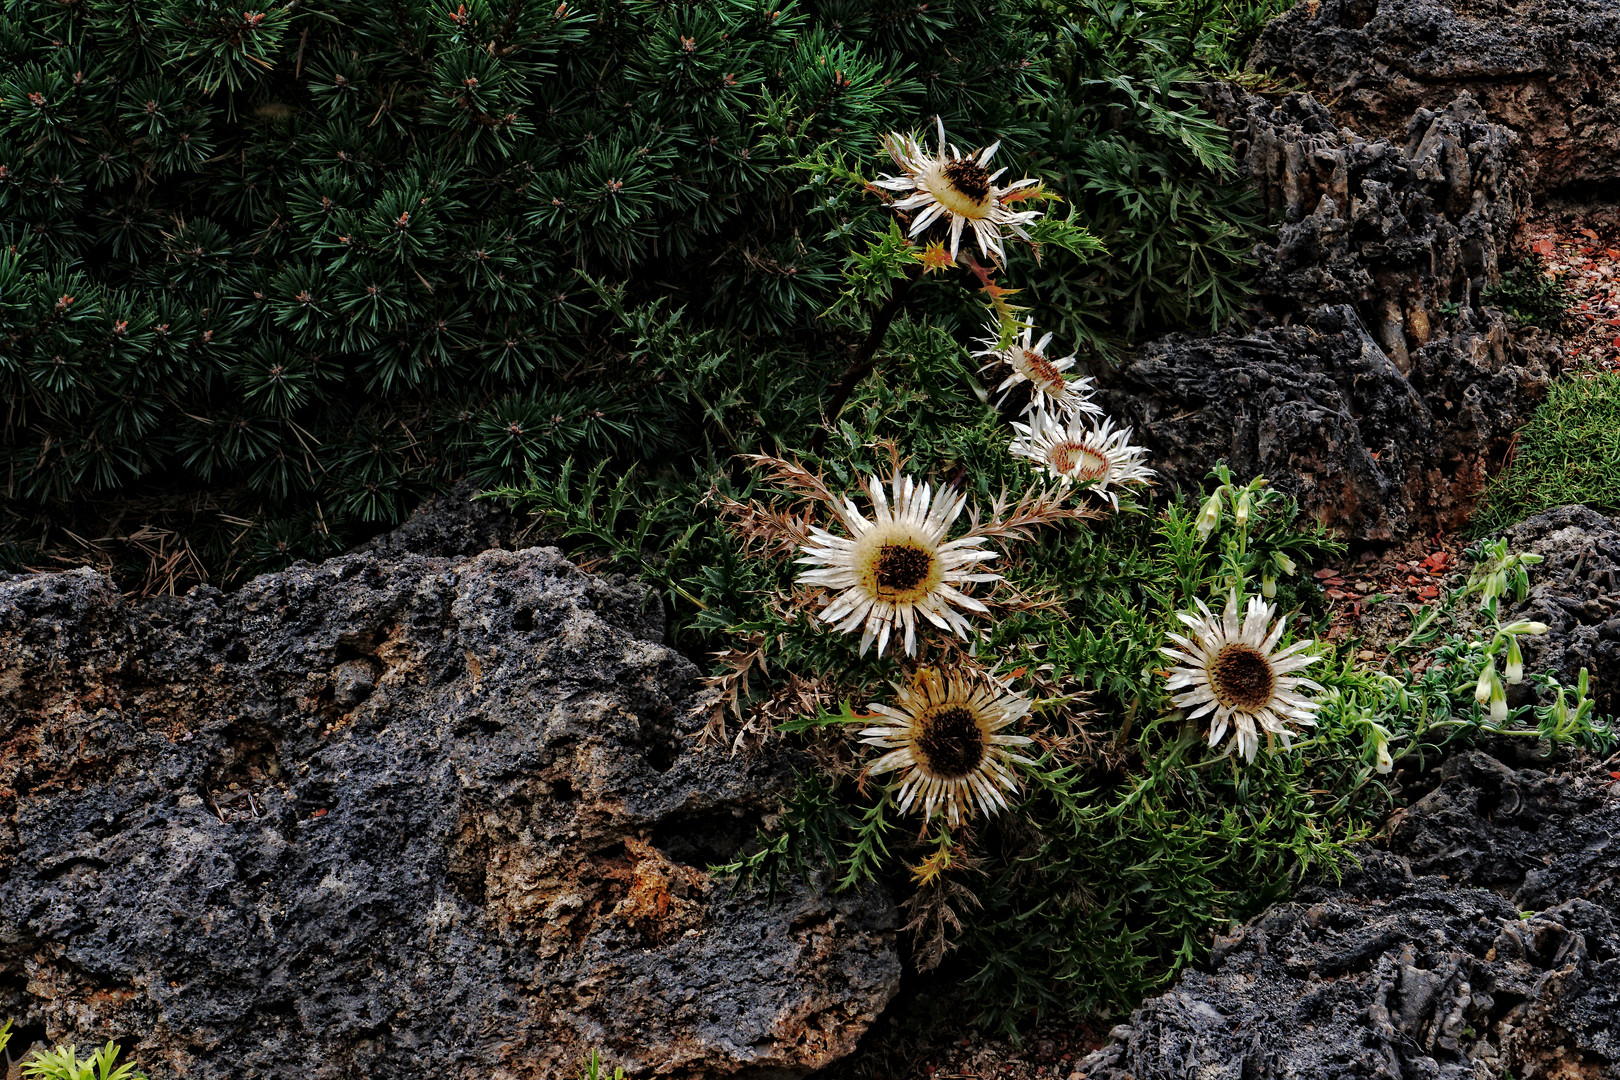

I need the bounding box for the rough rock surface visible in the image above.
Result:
[1209,87,1529,368]
[0,548,899,1078]
[1099,89,1559,539]
[1079,751,1620,1080]
[1101,298,1557,540]
[1249,0,1620,193]
[353,479,526,559]
[1493,504,1620,715]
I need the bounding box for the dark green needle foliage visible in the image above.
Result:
[1,0,1267,583]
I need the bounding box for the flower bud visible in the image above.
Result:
[1500,620,1549,637]
[1262,575,1277,599]
[1490,691,1509,725]
[1195,493,1222,541]
[1375,735,1393,774]
[1474,660,1495,705]
[1235,491,1251,527]
[1276,554,1297,576]
[1505,636,1524,684]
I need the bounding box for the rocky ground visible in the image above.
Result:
[1079,750,1620,1080]
[1100,88,1560,541]
[1520,203,1620,372]
[1249,0,1620,194]
[850,0,1620,1072]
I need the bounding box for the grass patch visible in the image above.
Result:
[1474,373,1620,533]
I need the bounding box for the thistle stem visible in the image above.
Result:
[811,267,921,452]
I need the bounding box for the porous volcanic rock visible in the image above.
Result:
[1099,89,1559,539]
[1078,751,1620,1080]
[1101,301,1554,540]
[353,479,526,559]
[1491,504,1620,715]
[0,548,899,1078]
[1249,0,1620,193]
[1207,86,1529,368]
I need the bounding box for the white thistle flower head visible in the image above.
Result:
[975,322,1102,419]
[1161,593,1324,763]
[873,117,1044,266]
[861,667,1036,826]
[794,472,1001,657]
[1008,409,1154,508]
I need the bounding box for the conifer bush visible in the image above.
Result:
[0,0,1263,580]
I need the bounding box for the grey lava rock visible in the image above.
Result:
[1101,301,1555,540]
[1209,87,1528,368]
[1492,504,1620,715]
[1079,751,1620,1080]
[354,478,526,559]
[1099,88,1560,539]
[0,548,899,1078]
[1249,0,1620,193]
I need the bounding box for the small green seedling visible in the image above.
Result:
[582,1049,627,1080]
[20,1041,148,1080]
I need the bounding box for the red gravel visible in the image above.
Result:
[1518,203,1620,372]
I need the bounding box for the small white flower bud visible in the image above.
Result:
[1475,660,1495,705]
[1375,736,1393,774]
[1195,493,1222,541]
[1505,636,1524,685]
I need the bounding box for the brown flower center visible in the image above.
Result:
[1210,644,1276,711]
[1050,441,1109,481]
[1020,349,1065,393]
[872,542,935,597]
[915,704,986,778]
[942,158,991,203]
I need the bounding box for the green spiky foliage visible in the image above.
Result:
[508,426,1612,1032]
[19,1037,149,1080]
[1,0,1265,583]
